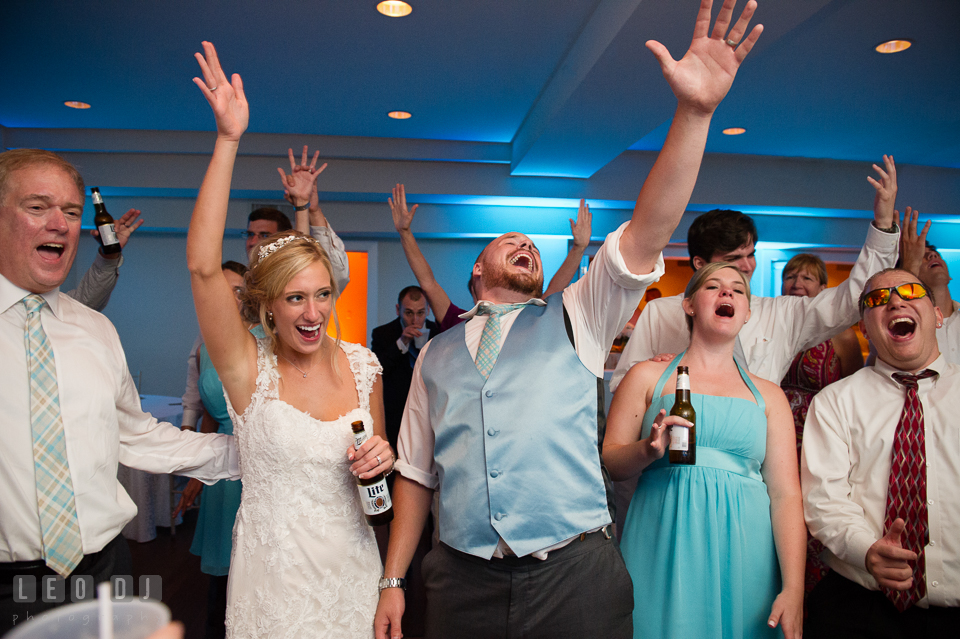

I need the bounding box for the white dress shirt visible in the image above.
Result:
[396,222,665,489]
[935,300,960,365]
[610,224,899,391]
[801,354,960,607]
[0,274,239,563]
[65,252,122,312]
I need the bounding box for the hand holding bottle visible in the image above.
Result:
[646,409,694,461]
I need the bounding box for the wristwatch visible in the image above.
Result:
[293,202,309,212]
[378,577,407,593]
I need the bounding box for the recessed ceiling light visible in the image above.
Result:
[64,101,91,109]
[377,1,412,17]
[388,111,412,119]
[875,39,912,54]
[722,127,746,135]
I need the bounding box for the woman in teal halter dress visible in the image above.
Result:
[604,263,805,639]
[190,343,242,577]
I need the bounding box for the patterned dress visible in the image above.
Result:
[780,339,840,594]
[223,339,383,638]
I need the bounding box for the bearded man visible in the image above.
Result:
[374,1,765,636]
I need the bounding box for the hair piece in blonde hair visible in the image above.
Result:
[239,230,343,376]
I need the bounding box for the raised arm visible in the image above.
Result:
[279,146,350,293]
[543,199,592,297]
[620,0,762,275]
[186,41,257,409]
[898,207,930,277]
[772,156,901,361]
[280,145,327,234]
[390,184,455,320]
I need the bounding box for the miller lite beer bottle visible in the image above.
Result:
[351,420,394,526]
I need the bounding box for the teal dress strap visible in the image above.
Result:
[645,350,766,482]
[651,350,688,399]
[735,358,765,413]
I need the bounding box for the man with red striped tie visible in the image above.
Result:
[802,267,960,638]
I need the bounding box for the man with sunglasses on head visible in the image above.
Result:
[801,268,960,638]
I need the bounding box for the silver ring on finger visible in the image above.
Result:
[725,38,739,47]
[376,455,382,465]
[209,85,219,91]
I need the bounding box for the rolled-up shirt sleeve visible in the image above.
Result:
[395,342,439,490]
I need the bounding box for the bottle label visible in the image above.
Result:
[92,191,104,204]
[353,429,366,451]
[676,374,690,391]
[669,426,689,451]
[98,223,119,246]
[358,479,392,516]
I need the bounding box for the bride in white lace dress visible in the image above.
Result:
[187,42,393,638]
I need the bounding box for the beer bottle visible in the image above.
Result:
[351,420,394,526]
[668,366,696,465]
[90,188,121,255]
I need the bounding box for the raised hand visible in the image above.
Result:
[279,146,327,207]
[91,208,144,250]
[571,199,593,249]
[646,0,763,115]
[898,207,931,277]
[193,41,248,141]
[389,184,418,233]
[868,154,897,228]
[865,518,918,590]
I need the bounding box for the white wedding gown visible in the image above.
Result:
[224,339,383,638]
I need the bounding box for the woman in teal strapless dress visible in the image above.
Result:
[604,263,805,639]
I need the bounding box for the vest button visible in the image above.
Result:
[494,512,505,521]
[485,390,494,397]
[490,470,500,478]
[487,429,498,436]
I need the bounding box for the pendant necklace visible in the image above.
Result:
[277,352,314,378]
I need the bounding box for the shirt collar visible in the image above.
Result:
[874,353,945,382]
[0,273,61,317]
[458,297,546,321]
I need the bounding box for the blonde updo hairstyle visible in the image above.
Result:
[241,231,342,364]
[683,262,751,332]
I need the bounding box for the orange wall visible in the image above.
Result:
[328,252,368,346]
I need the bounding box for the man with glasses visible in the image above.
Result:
[801,268,960,637]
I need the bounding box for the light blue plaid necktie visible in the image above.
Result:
[474,303,529,380]
[23,294,84,576]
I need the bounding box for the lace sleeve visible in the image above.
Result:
[344,342,383,414]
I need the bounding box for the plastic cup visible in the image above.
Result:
[6,599,170,639]
[414,327,431,349]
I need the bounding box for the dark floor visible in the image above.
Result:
[126,513,426,639]
[126,512,211,639]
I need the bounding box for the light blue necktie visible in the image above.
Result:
[23,294,84,576]
[474,303,529,380]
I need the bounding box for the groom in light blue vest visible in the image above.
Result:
[374,2,765,637]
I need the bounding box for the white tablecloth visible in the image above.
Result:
[117,395,185,543]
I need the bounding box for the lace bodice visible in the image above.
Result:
[223,339,383,638]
